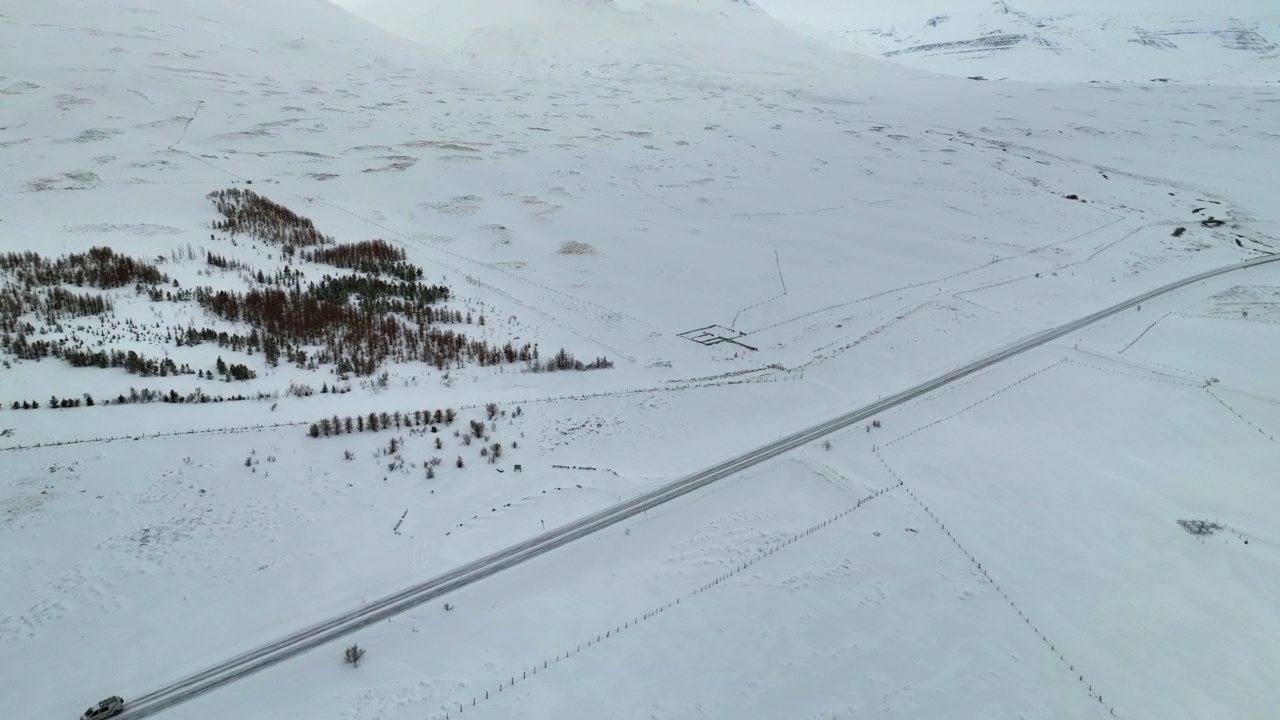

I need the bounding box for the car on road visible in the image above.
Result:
[81,696,124,719]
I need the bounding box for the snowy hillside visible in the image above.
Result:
[2,0,1279,719]
[752,0,1280,82]
[336,0,846,71]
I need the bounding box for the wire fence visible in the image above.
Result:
[878,451,1126,718]
[433,482,902,719]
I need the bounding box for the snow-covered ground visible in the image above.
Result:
[751,0,1280,83]
[1,0,1278,719]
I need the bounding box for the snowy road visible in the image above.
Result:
[118,252,1278,719]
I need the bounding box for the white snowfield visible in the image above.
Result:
[1,0,1277,719]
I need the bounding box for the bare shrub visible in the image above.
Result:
[343,644,366,667]
[558,240,597,255]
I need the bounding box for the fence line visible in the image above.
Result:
[1063,357,1203,389]
[877,451,1126,719]
[1206,388,1277,443]
[883,358,1069,449]
[743,257,1005,336]
[433,482,903,719]
[1,373,804,452]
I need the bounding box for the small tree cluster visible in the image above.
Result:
[0,246,167,294]
[208,188,332,249]
[0,286,112,333]
[527,349,613,372]
[8,340,197,376]
[302,240,423,282]
[52,396,80,409]
[109,387,263,406]
[307,407,459,438]
[213,356,256,381]
[205,251,246,270]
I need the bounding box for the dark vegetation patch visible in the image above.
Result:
[0,190,611,386]
[301,240,422,281]
[208,187,331,249]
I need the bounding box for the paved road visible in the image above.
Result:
[118,253,1278,718]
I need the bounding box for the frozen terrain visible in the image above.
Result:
[752,0,1280,83]
[1,0,1278,719]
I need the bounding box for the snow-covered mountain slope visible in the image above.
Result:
[335,0,849,72]
[752,0,1280,83]
[2,0,1280,719]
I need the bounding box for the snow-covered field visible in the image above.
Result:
[1,0,1277,718]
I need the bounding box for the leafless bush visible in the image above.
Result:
[343,644,366,667]
[558,240,597,255]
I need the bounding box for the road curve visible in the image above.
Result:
[118,253,1278,718]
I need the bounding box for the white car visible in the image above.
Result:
[81,696,124,720]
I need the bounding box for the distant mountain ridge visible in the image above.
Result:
[751,0,1280,83]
